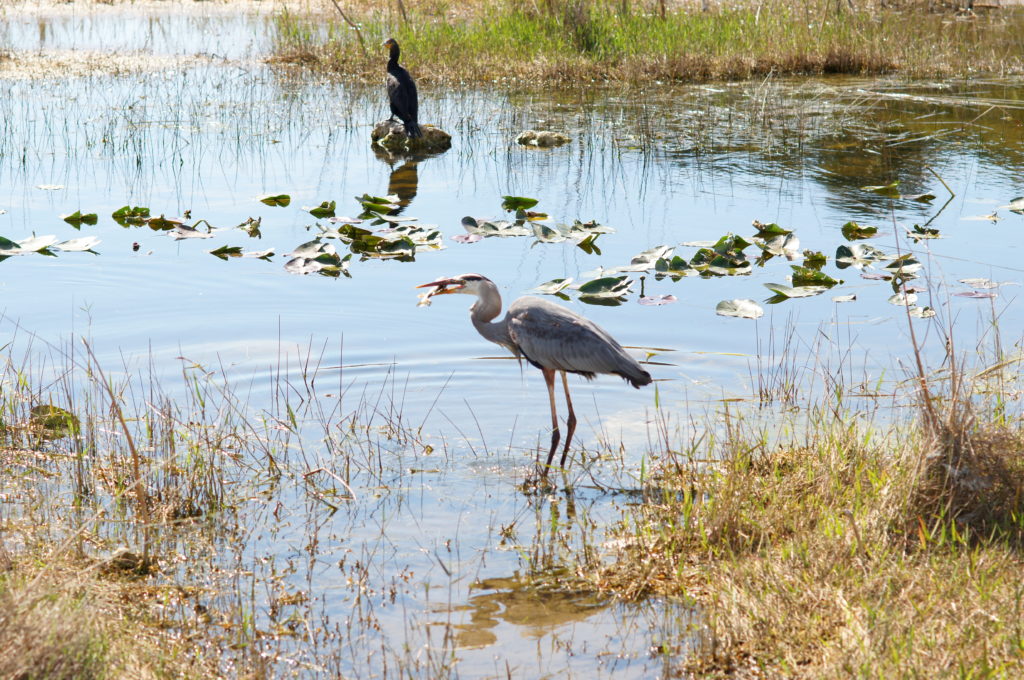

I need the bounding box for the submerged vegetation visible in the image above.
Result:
[271,0,1024,83]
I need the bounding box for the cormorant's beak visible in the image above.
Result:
[416,278,464,296]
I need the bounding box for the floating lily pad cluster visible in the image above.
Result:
[284,193,445,277]
[519,215,927,318]
[456,196,613,249]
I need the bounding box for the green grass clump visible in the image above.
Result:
[269,0,1024,83]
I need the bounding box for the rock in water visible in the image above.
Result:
[372,120,451,153]
[516,130,571,148]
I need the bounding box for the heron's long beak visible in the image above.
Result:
[415,278,464,295]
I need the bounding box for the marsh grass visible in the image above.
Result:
[0,330,435,676]
[586,315,1024,676]
[0,551,221,679]
[270,0,1024,84]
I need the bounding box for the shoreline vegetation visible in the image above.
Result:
[2,327,1022,676]
[587,343,1024,677]
[269,0,1024,84]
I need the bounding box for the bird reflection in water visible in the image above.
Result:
[429,491,610,650]
[372,147,438,217]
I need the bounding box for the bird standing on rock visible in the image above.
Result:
[417,273,652,477]
[383,37,421,139]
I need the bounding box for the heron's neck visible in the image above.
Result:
[470,286,512,348]
[388,46,400,68]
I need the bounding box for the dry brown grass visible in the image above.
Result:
[588,365,1024,677]
[0,547,220,679]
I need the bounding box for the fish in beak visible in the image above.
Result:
[416,277,465,306]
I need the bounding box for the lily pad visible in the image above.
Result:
[860,181,900,198]
[716,299,764,319]
[61,211,98,227]
[237,216,262,238]
[462,216,532,238]
[576,233,601,255]
[0,235,58,256]
[836,243,888,270]
[112,205,150,225]
[356,193,400,215]
[953,291,997,299]
[888,292,918,306]
[146,215,185,231]
[790,266,838,288]
[882,254,922,276]
[654,255,696,280]
[1006,197,1024,214]
[501,196,539,212]
[751,221,792,237]
[567,219,615,236]
[841,221,878,241]
[285,240,352,277]
[451,233,483,244]
[802,251,827,270]
[909,306,937,318]
[367,212,418,225]
[305,201,337,218]
[621,245,674,272]
[209,245,244,260]
[169,224,214,240]
[531,278,574,296]
[53,236,101,253]
[758,232,800,257]
[576,275,632,297]
[384,224,444,248]
[763,283,830,300]
[259,194,291,207]
[532,223,567,243]
[907,225,940,240]
[832,294,856,303]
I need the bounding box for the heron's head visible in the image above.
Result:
[416,273,491,304]
[383,38,398,51]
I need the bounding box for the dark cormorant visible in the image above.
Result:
[383,38,421,139]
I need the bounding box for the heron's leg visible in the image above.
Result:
[559,371,577,469]
[541,368,560,474]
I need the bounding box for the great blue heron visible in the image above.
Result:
[383,38,421,139]
[417,273,652,476]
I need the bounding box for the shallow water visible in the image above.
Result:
[1,6,1023,677]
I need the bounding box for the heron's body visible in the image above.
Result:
[384,38,421,139]
[418,274,651,476]
[474,295,651,387]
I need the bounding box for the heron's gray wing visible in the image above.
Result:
[506,297,645,380]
